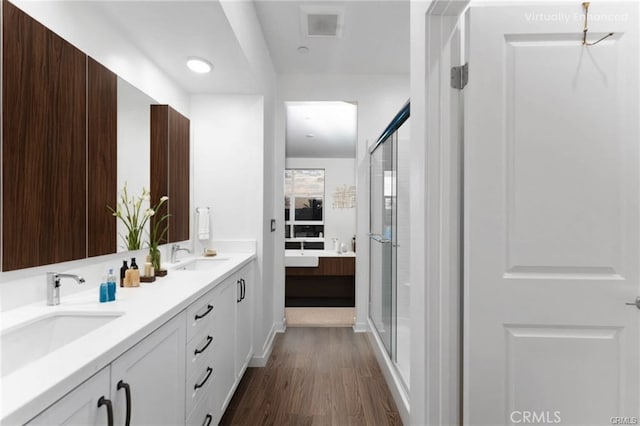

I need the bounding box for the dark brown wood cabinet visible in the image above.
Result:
[285,257,356,307]
[87,57,117,257]
[2,1,87,270]
[151,105,190,244]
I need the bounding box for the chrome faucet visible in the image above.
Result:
[300,240,305,253]
[46,272,86,306]
[171,244,191,263]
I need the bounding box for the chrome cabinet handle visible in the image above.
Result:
[194,335,213,356]
[117,380,132,426]
[97,396,114,426]
[194,367,213,390]
[237,279,242,303]
[626,297,640,309]
[194,304,213,320]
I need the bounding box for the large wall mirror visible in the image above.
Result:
[117,77,156,252]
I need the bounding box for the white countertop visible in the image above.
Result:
[0,252,255,425]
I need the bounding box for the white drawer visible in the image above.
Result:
[186,381,217,426]
[186,361,215,415]
[186,291,216,341]
[187,328,216,380]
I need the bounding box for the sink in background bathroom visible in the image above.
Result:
[284,250,320,267]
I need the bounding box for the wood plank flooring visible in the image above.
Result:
[221,327,403,426]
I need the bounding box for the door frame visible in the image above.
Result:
[410,1,467,425]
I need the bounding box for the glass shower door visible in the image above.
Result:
[369,132,396,357]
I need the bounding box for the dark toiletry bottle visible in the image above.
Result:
[120,260,128,287]
[130,257,139,270]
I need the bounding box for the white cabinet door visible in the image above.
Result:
[234,265,253,379]
[212,277,236,419]
[27,368,110,426]
[464,2,640,425]
[111,312,186,426]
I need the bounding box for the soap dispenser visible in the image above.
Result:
[120,260,128,287]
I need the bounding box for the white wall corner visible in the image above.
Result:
[249,321,278,367]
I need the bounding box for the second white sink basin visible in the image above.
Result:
[175,257,230,271]
[1,311,123,377]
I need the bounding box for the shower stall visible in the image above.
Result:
[369,102,410,391]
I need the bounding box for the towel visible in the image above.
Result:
[197,208,210,240]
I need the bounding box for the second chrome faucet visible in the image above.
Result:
[171,244,191,263]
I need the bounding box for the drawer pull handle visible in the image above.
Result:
[194,366,213,390]
[194,335,213,356]
[194,304,213,320]
[97,396,114,426]
[203,414,213,426]
[117,380,132,426]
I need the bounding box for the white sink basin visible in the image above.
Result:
[1,311,122,377]
[175,257,230,271]
[284,254,319,267]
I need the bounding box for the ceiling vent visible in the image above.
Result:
[301,6,344,38]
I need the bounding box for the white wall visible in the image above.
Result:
[190,94,262,249]
[275,74,409,331]
[219,0,279,364]
[285,157,356,248]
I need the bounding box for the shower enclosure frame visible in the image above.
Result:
[368,101,410,393]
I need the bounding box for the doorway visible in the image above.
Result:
[283,101,358,327]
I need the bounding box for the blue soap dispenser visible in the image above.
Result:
[107,268,117,301]
[99,274,108,303]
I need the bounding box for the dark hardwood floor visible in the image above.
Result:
[221,327,403,426]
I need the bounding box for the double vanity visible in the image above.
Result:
[1,252,256,426]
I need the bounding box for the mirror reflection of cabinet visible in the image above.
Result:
[88,58,118,257]
[150,105,190,244]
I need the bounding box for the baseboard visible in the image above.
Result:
[249,322,277,367]
[367,318,410,424]
[353,320,368,333]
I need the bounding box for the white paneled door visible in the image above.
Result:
[464,2,639,425]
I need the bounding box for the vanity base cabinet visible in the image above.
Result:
[111,312,186,426]
[212,276,237,422]
[234,266,253,380]
[25,313,186,426]
[27,368,110,426]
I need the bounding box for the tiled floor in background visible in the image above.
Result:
[285,307,355,327]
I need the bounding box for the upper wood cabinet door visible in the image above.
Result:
[2,1,87,270]
[151,105,190,244]
[87,57,117,257]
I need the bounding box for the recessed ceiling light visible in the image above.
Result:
[298,46,310,54]
[186,57,213,74]
[305,133,315,138]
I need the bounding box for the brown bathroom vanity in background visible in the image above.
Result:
[285,256,355,307]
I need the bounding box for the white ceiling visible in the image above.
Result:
[286,102,357,158]
[89,1,407,158]
[93,1,259,95]
[254,0,410,75]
